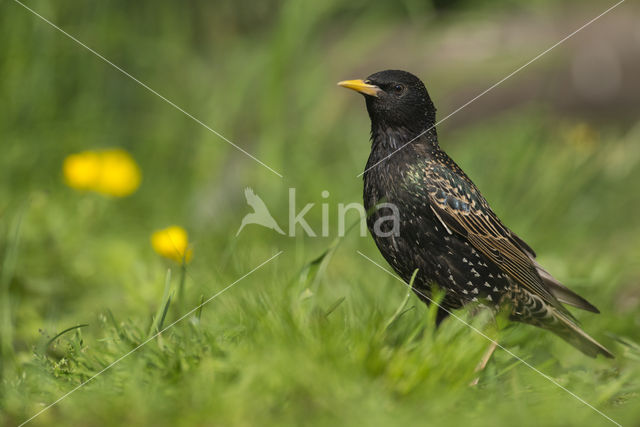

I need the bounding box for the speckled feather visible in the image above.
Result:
[353,69,613,358]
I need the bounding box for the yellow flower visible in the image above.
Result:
[94,149,141,197]
[151,226,193,264]
[63,151,101,190]
[62,148,141,197]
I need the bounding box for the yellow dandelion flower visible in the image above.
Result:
[95,149,141,197]
[62,148,141,197]
[151,226,193,264]
[63,151,101,190]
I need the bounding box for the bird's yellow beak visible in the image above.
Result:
[337,79,381,97]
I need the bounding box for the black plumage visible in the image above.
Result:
[339,69,613,358]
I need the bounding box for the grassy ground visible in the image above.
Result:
[2,0,639,426]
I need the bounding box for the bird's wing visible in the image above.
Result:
[245,187,256,201]
[244,187,261,209]
[421,162,566,312]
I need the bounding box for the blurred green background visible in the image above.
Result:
[2,0,639,425]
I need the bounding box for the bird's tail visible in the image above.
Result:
[544,310,614,358]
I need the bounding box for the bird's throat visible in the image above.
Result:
[370,122,438,151]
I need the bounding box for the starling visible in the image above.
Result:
[339,70,613,358]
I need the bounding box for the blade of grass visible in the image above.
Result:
[196,295,205,321]
[384,269,418,331]
[295,218,362,298]
[178,261,187,311]
[46,324,89,349]
[0,202,27,385]
[324,296,345,318]
[149,269,174,337]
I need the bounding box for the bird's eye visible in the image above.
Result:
[364,79,372,85]
[393,84,405,93]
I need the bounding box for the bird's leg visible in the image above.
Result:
[469,311,500,386]
[469,340,498,386]
[477,340,498,371]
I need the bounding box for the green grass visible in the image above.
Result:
[2,0,640,426]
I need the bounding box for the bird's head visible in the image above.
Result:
[338,70,436,135]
